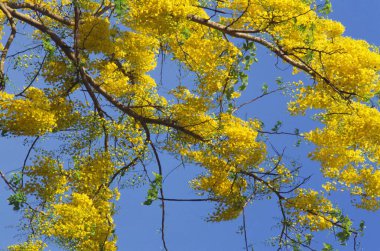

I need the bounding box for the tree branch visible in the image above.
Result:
[188,15,357,100]
[0,2,17,90]
[7,2,74,26]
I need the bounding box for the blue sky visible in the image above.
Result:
[1,1,380,250]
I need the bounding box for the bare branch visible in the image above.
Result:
[21,136,40,187]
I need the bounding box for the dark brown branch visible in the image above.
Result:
[6,44,42,59]
[139,121,168,251]
[157,197,216,202]
[7,2,74,26]
[242,208,249,251]
[5,5,76,61]
[107,157,139,188]
[277,199,288,250]
[237,87,284,110]
[95,3,115,17]
[152,142,169,251]
[257,130,303,137]
[240,170,285,200]
[0,2,17,90]
[195,5,229,14]
[21,136,40,187]
[279,175,311,194]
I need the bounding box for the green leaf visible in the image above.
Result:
[9,172,22,189]
[181,27,191,40]
[359,220,365,233]
[240,72,249,86]
[336,231,350,245]
[319,0,333,15]
[143,172,162,206]
[271,121,282,132]
[275,77,283,85]
[8,192,26,211]
[322,243,333,251]
[227,103,234,114]
[305,234,313,245]
[261,82,268,94]
[242,41,256,51]
[42,38,56,56]
[334,214,353,245]
[295,138,302,147]
[114,0,128,16]
[239,83,247,91]
[305,49,314,63]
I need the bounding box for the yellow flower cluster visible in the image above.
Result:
[42,60,72,84]
[169,27,241,95]
[45,193,117,251]
[285,189,337,231]
[224,0,312,31]
[3,0,380,247]
[270,1,380,212]
[126,0,199,35]
[33,152,119,250]
[174,113,266,221]
[106,120,147,159]
[15,151,119,250]
[112,32,159,73]
[85,29,163,115]
[275,164,293,184]
[71,152,115,195]
[8,240,46,251]
[79,15,113,54]
[0,88,78,135]
[127,0,240,97]
[50,95,79,130]
[304,101,380,210]
[23,156,68,203]
[306,36,380,98]
[170,87,217,140]
[218,114,266,168]
[77,0,109,11]
[93,61,157,101]
[0,88,56,135]
[224,0,380,99]
[93,61,130,96]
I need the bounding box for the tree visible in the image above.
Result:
[0,0,379,250]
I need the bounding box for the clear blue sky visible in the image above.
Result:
[1,1,380,250]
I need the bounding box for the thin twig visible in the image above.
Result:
[237,88,284,110]
[158,197,216,202]
[0,2,17,90]
[16,53,47,97]
[150,141,169,251]
[242,208,249,251]
[21,136,40,187]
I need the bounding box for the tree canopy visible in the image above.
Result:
[0,0,379,250]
